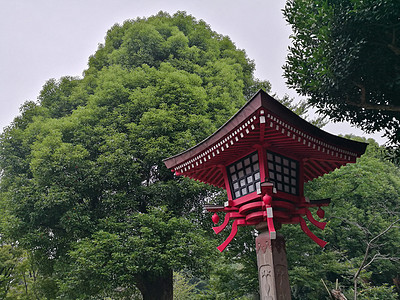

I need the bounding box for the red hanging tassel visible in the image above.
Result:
[212,213,220,224]
[317,207,325,219]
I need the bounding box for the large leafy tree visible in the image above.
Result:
[0,11,266,299]
[283,0,400,152]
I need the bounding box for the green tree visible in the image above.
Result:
[0,11,266,300]
[286,138,400,299]
[0,241,42,300]
[0,244,23,298]
[283,0,400,153]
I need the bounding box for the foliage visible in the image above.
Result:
[59,207,216,299]
[0,242,45,300]
[173,272,196,300]
[0,243,24,299]
[0,11,263,299]
[283,0,400,151]
[357,283,398,300]
[286,138,400,299]
[173,271,215,300]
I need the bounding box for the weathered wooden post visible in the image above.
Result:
[256,222,290,299]
[163,90,367,299]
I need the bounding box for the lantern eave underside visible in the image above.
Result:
[164,90,368,187]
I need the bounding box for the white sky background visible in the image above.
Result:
[0,0,387,144]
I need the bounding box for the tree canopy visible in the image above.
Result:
[0,11,267,299]
[283,0,400,152]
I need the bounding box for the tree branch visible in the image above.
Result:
[388,27,400,55]
[387,43,400,56]
[345,84,400,112]
[353,218,400,300]
[354,83,367,105]
[364,254,400,271]
[362,252,385,271]
[331,216,371,236]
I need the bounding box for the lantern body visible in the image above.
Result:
[164,90,367,251]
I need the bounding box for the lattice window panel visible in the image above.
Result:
[227,152,261,199]
[267,151,299,195]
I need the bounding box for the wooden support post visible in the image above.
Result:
[255,223,291,300]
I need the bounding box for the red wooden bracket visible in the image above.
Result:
[216,219,247,252]
[306,209,326,230]
[213,213,231,234]
[217,219,239,252]
[299,217,327,248]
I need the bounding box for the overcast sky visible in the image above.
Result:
[0,0,386,144]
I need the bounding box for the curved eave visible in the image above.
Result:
[164,90,368,186]
[164,90,264,169]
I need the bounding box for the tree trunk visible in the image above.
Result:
[137,269,173,300]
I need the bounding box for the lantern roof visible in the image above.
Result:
[164,90,367,187]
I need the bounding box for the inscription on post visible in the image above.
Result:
[256,228,291,300]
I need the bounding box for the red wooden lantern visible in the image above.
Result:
[163,90,367,252]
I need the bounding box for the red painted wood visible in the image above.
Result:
[299,217,328,248]
[306,209,327,230]
[164,90,367,251]
[256,145,267,183]
[217,219,239,252]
